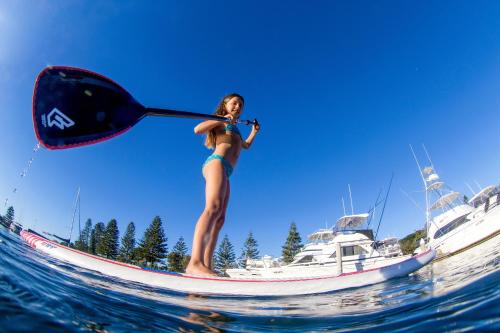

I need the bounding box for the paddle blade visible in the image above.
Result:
[33,66,146,149]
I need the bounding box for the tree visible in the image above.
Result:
[4,206,14,227]
[90,222,105,255]
[137,216,168,268]
[214,234,237,274]
[282,222,303,264]
[167,236,188,272]
[82,219,92,251]
[182,255,191,271]
[399,229,427,255]
[239,231,260,268]
[118,222,136,263]
[75,219,92,252]
[100,219,119,259]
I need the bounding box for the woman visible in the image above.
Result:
[185,93,260,276]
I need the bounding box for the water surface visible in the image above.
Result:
[0,227,498,332]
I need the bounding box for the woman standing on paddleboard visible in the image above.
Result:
[186,93,260,276]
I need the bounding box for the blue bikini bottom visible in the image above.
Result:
[202,154,233,178]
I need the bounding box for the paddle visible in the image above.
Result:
[33,66,255,150]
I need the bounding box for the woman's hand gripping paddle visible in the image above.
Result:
[33,66,255,149]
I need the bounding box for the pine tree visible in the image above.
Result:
[74,237,84,251]
[82,219,92,251]
[101,219,119,259]
[75,219,92,252]
[239,232,260,268]
[4,206,14,227]
[90,222,105,255]
[282,222,303,264]
[137,216,168,268]
[214,234,236,274]
[182,255,191,271]
[118,222,136,263]
[167,236,188,272]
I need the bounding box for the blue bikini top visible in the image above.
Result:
[215,124,242,145]
[224,124,241,135]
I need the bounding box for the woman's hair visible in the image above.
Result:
[205,93,244,149]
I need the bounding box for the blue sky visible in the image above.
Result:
[1,1,499,256]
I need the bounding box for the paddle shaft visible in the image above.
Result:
[145,108,255,125]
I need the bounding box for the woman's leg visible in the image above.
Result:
[204,180,230,269]
[186,161,228,276]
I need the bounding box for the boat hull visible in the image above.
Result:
[21,231,435,296]
[432,200,500,259]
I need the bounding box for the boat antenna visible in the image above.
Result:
[410,144,430,232]
[373,173,394,242]
[369,173,394,257]
[341,196,346,216]
[473,180,482,191]
[400,188,425,214]
[367,188,383,228]
[422,143,435,171]
[68,187,80,245]
[348,184,354,215]
[465,182,476,196]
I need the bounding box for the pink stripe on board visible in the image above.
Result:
[22,231,433,284]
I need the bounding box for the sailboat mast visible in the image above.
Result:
[68,187,80,244]
[78,189,81,241]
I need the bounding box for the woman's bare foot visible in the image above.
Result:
[185,262,218,277]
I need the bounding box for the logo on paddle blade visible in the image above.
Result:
[42,108,75,130]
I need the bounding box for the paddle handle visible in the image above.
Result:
[145,108,255,125]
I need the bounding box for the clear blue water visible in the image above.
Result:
[1,226,499,332]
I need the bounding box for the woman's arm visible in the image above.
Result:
[242,120,260,149]
[194,120,224,134]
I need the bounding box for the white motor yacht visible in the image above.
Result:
[411,147,500,259]
[226,213,413,279]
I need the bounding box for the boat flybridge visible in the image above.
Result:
[226,213,409,279]
[411,146,500,259]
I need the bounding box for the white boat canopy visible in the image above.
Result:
[427,181,444,191]
[335,213,369,229]
[468,185,499,206]
[430,191,460,210]
[307,229,334,241]
[426,173,440,183]
[422,166,434,174]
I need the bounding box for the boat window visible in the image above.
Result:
[295,255,314,264]
[342,245,367,256]
[434,214,469,239]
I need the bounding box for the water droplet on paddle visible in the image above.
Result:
[96,112,106,122]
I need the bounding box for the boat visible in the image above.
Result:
[375,237,404,258]
[411,146,500,260]
[20,230,435,296]
[9,222,22,235]
[227,214,412,279]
